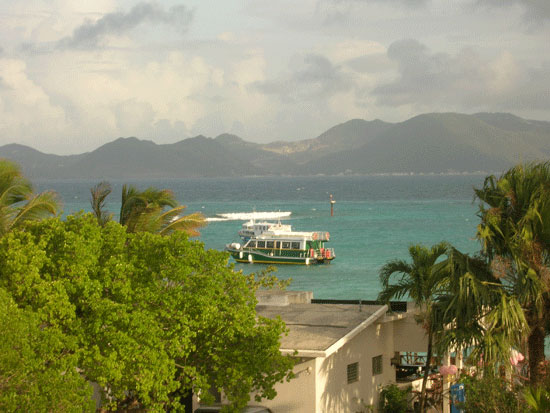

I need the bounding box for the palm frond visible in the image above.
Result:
[0,159,33,207]
[158,209,206,237]
[90,181,113,226]
[8,191,59,232]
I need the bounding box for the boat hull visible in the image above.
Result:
[226,248,334,265]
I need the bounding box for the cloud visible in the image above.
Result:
[372,39,550,114]
[56,2,194,49]
[320,0,428,6]
[0,58,69,149]
[252,54,354,103]
[478,0,550,26]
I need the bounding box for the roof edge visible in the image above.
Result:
[324,305,388,358]
[280,349,327,357]
[280,305,388,358]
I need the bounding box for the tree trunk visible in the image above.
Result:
[419,326,433,413]
[528,323,546,386]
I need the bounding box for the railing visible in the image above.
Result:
[310,299,407,312]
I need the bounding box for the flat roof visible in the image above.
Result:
[256,302,387,357]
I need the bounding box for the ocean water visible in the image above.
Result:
[35,175,485,300]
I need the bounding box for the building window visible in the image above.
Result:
[372,355,383,376]
[347,362,359,384]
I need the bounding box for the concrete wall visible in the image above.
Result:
[315,321,396,413]
[392,317,428,353]
[259,358,317,413]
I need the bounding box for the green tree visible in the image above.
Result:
[475,162,550,384]
[378,242,448,413]
[0,159,59,236]
[435,247,528,370]
[0,288,94,412]
[0,214,294,412]
[90,181,206,235]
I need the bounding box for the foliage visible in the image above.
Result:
[378,242,448,413]
[379,384,410,413]
[457,373,524,413]
[475,162,550,383]
[0,159,59,236]
[0,214,294,412]
[0,288,94,412]
[246,265,292,291]
[90,181,206,236]
[435,247,528,370]
[524,385,550,412]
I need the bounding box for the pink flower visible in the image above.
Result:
[439,365,458,375]
[510,350,525,366]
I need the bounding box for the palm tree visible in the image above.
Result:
[90,182,205,236]
[435,247,528,370]
[0,159,59,236]
[90,181,113,227]
[475,162,550,385]
[378,242,448,413]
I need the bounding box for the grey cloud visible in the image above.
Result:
[372,39,550,112]
[57,2,194,49]
[346,54,393,74]
[479,0,550,25]
[322,0,428,5]
[253,54,354,102]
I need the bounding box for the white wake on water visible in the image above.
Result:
[206,211,292,222]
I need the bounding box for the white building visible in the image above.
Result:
[196,290,429,413]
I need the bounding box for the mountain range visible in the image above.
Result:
[2,112,550,180]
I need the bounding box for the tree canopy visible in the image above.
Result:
[378,162,550,389]
[475,162,550,383]
[0,214,294,412]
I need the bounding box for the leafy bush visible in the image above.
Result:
[458,373,524,413]
[379,384,410,413]
[524,386,550,412]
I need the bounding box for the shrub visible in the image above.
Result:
[379,383,410,413]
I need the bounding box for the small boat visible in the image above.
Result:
[238,219,292,241]
[225,220,335,265]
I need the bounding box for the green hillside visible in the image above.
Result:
[1,112,549,179]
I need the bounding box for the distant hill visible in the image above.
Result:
[1,112,549,179]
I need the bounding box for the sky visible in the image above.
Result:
[0,0,549,154]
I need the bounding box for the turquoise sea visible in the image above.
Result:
[36,175,485,300]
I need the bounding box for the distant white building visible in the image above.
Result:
[195,290,429,413]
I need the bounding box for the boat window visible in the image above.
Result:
[291,242,300,249]
[257,241,265,248]
[282,241,290,249]
[275,241,281,249]
[266,241,274,249]
[248,241,256,248]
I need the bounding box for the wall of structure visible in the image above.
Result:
[259,358,317,413]
[392,316,428,353]
[315,321,396,413]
